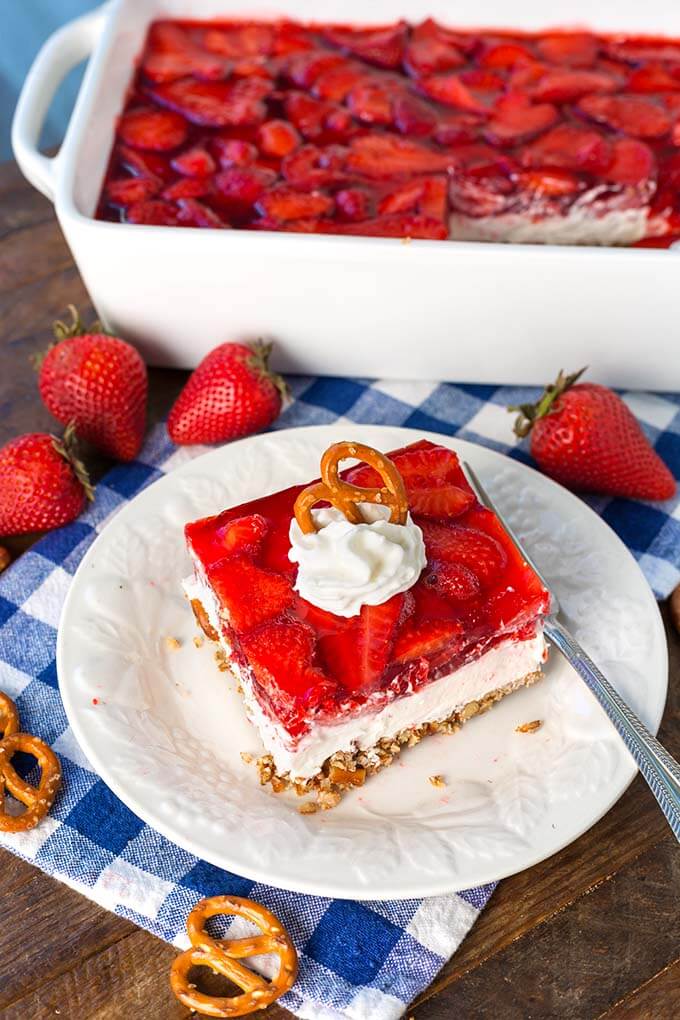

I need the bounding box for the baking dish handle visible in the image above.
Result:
[11,5,108,202]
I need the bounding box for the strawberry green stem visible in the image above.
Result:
[508,367,587,439]
[52,422,95,502]
[248,340,290,403]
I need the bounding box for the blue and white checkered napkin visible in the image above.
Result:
[1,377,678,1020]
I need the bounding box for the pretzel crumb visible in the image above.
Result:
[0,546,10,573]
[299,801,318,815]
[428,774,446,788]
[192,635,204,649]
[165,636,181,651]
[516,719,542,733]
[240,751,253,765]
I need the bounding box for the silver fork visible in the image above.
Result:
[463,461,680,842]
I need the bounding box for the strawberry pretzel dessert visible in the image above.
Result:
[183,441,550,808]
[98,17,680,246]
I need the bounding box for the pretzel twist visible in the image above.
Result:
[0,692,19,741]
[294,441,409,535]
[0,732,62,833]
[170,895,298,1017]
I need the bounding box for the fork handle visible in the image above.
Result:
[545,619,680,842]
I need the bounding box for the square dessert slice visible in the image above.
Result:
[183,440,550,804]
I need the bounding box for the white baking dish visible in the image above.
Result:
[12,0,680,387]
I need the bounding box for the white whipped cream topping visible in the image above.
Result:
[288,503,426,618]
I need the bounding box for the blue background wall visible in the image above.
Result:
[1,1,102,162]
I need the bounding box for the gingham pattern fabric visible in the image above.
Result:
[0,378,678,1020]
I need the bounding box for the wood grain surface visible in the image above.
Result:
[0,159,678,1020]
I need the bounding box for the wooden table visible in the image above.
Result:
[0,158,678,1020]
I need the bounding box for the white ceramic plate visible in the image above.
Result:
[57,425,668,900]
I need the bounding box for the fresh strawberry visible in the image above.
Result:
[603,139,655,185]
[419,74,488,114]
[345,135,455,178]
[256,187,333,221]
[392,95,437,136]
[485,94,557,146]
[212,137,258,168]
[335,187,374,221]
[106,177,159,206]
[419,521,507,585]
[479,42,537,69]
[0,425,94,536]
[393,618,464,664]
[258,119,301,157]
[422,562,481,601]
[318,594,404,692]
[577,94,671,139]
[531,70,618,103]
[150,78,271,127]
[627,64,680,93]
[520,123,611,173]
[510,370,677,501]
[126,199,181,226]
[36,307,148,461]
[118,108,188,151]
[208,555,293,632]
[171,147,216,177]
[535,33,598,67]
[167,341,287,445]
[322,23,408,70]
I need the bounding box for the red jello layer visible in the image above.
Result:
[97,17,680,245]
[185,440,550,740]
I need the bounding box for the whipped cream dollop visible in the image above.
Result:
[288,504,426,618]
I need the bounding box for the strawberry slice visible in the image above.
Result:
[393,95,437,136]
[150,78,271,127]
[201,24,274,57]
[213,167,276,210]
[258,119,301,157]
[605,40,680,64]
[485,94,558,145]
[459,69,505,92]
[312,63,366,102]
[142,22,226,83]
[520,123,611,173]
[378,176,447,221]
[535,33,598,67]
[450,166,515,216]
[106,177,159,206]
[118,109,188,151]
[409,485,475,518]
[335,187,375,221]
[419,521,507,585]
[201,513,269,561]
[318,594,404,693]
[240,619,337,708]
[212,138,258,168]
[117,145,173,183]
[422,562,481,601]
[286,51,347,89]
[516,169,583,197]
[626,64,680,93]
[348,443,471,514]
[403,22,466,77]
[577,94,671,139]
[531,70,618,103]
[603,138,656,186]
[419,74,488,114]
[256,187,334,221]
[346,135,455,178]
[208,554,294,633]
[171,147,216,177]
[126,199,181,226]
[327,213,448,239]
[322,23,408,70]
[393,618,464,664]
[282,144,349,189]
[284,92,335,139]
[162,178,211,201]
[177,198,227,229]
[347,81,394,125]
[479,42,537,69]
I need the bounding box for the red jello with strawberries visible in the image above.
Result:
[97,17,680,246]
